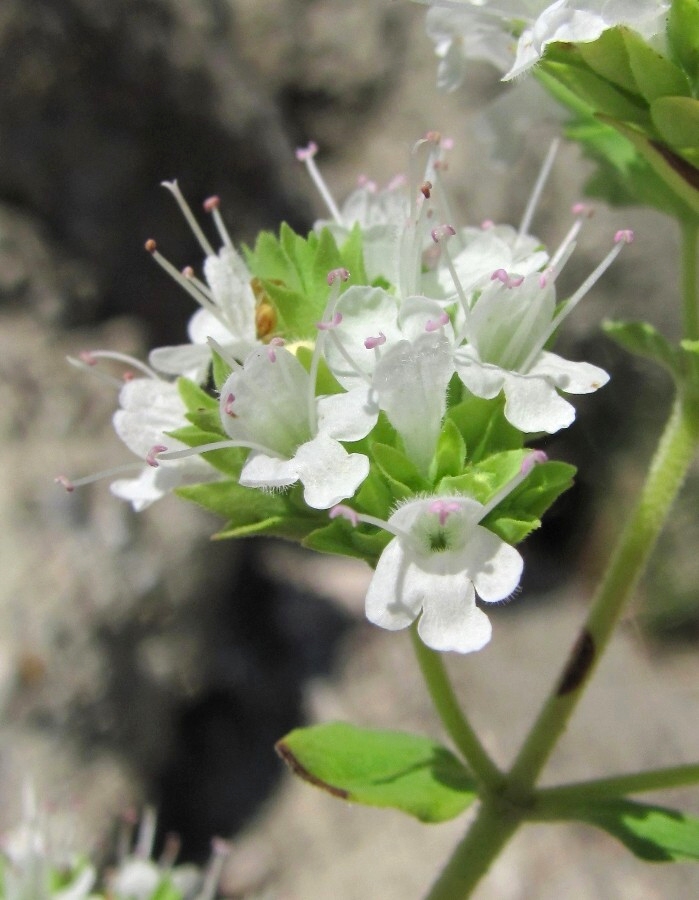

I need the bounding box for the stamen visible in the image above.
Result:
[357,175,377,192]
[158,833,181,869]
[425,312,450,332]
[428,498,461,526]
[224,393,236,416]
[540,232,633,351]
[75,350,159,381]
[145,240,229,329]
[206,336,241,371]
[316,312,343,331]
[154,438,285,463]
[519,138,559,238]
[204,196,235,252]
[266,343,280,363]
[296,141,343,224]
[364,331,386,350]
[66,356,125,389]
[198,838,231,900]
[147,445,169,467]
[481,219,495,230]
[386,173,407,191]
[327,267,350,286]
[161,181,216,258]
[479,449,547,520]
[433,225,471,336]
[134,807,157,860]
[54,461,146,492]
[491,269,524,289]
[329,504,414,544]
[548,203,595,275]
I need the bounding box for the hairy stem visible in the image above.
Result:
[411,626,504,790]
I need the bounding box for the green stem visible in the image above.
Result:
[410,626,504,790]
[681,220,699,341]
[537,762,699,806]
[424,801,522,900]
[507,394,699,794]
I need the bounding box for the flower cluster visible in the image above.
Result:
[58,135,630,653]
[416,0,669,86]
[0,788,228,900]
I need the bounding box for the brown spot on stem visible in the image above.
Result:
[275,740,350,799]
[650,141,699,193]
[556,630,595,696]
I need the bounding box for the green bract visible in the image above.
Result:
[538,12,699,222]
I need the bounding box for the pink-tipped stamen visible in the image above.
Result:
[327,267,350,286]
[425,312,450,332]
[203,196,220,213]
[428,498,461,526]
[73,350,159,381]
[481,219,495,230]
[571,202,594,218]
[614,229,634,244]
[364,331,386,350]
[386,173,407,191]
[316,312,343,331]
[330,504,359,527]
[491,269,524,289]
[55,475,75,492]
[224,393,236,416]
[296,141,343,224]
[431,224,456,244]
[146,243,229,329]
[54,461,147,492]
[521,449,548,476]
[146,445,169,468]
[357,175,377,192]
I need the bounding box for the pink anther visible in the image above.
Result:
[364,331,386,350]
[441,136,455,151]
[203,196,220,212]
[182,266,195,278]
[571,202,594,218]
[55,475,75,492]
[295,141,318,162]
[357,175,377,192]
[425,130,441,144]
[266,336,285,362]
[329,504,359,527]
[316,312,343,331]
[521,449,548,476]
[425,312,450,332]
[428,499,461,526]
[614,229,634,244]
[79,351,97,365]
[327,267,350,286]
[431,224,456,244]
[387,173,407,191]
[145,239,157,253]
[481,219,495,230]
[146,445,168,467]
[538,267,554,289]
[123,371,134,382]
[224,393,236,416]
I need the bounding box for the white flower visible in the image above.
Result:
[216,342,373,509]
[416,0,669,82]
[110,377,218,511]
[439,224,632,433]
[146,184,260,383]
[508,0,670,79]
[331,480,537,652]
[322,287,455,474]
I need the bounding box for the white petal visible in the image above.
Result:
[502,371,576,433]
[113,379,188,458]
[187,307,235,346]
[110,457,216,512]
[293,434,369,509]
[374,332,454,474]
[316,386,379,442]
[453,349,506,400]
[239,452,299,490]
[148,341,212,383]
[469,526,524,603]
[530,351,609,394]
[418,585,492,654]
[365,538,423,631]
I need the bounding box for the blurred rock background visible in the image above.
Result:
[0,0,697,897]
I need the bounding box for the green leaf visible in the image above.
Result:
[303,518,390,565]
[354,465,395,520]
[339,223,369,286]
[276,722,477,823]
[668,0,699,93]
[176,478,293,525]
[541,59,650,127]
[183,408,225,435]
[447,394,523,462]
[211,348,233,391]
[602,319,681,374]
[622,29,691,102]
[549,797,699,862]
[372,443,431,496]
[150,879,184,900]
[578,28,638,95]
[177,377,217,413]
[651,96,699,166]
[430,417,467,482]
